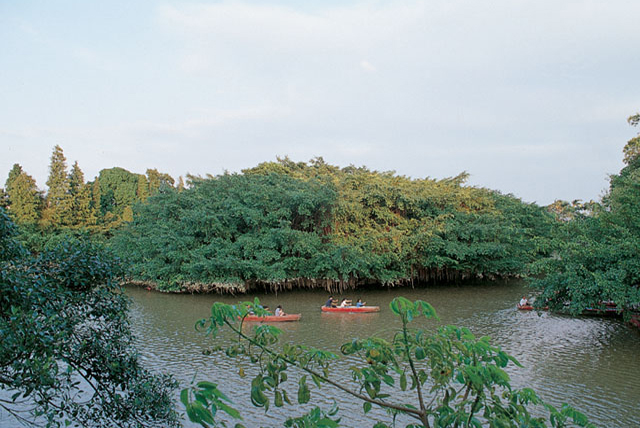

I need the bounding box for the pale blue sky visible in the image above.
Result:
[1,0,639,204]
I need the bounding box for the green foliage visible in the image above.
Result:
[181,381,244,428]
[3,150,554,288]
[0,212,179,427]
[184,297,593,427]
[284,404,340,428]
[147,168,175,196]
[90,167,175,232]
[5,163,24,195]
[112,172,337,290]
[68,161,96,228]
[531,114,640,314]
[114,162,554,291]
[137,174,150,201]
[0,208,28,261]
[622,113,640,164]
[4,166,43,226]
[44,145,74,227]
[0,187,7,209]
[97,167,143,218]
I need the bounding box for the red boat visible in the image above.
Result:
[240,314,301,322]
[583,303,622,316]
[516,303,548,311]
[516,303,534,311]
[321,306,380,313]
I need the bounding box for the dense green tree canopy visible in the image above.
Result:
[530,113,640,314]
[4,165,42,226]
[68,161,96,228]
[0,208,179,427]
[43,145,73,227]
[113,172,337,290]
[146,168,175,195]
[5,163,23,196]
[113,161,555,292]
[97,167,142,217]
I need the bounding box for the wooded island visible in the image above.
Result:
[2,113,639,314]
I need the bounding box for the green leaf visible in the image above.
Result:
[275,390,284,407]
[298,376,310,404]
[180,389,190,407]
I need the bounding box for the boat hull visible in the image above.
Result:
[321,306,380,313]
[241,314,301,322]
[516,303,534,311]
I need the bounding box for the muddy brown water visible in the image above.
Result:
[126,280,640,427]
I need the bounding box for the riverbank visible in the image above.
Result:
[631,313,640,330]
[125,279,247,294]
[124,271,509,295]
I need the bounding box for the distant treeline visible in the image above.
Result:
[0,147,557,293]
[111,158,556,292]
[1,145,181,242]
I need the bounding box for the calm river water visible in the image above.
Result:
[126,281,640,427]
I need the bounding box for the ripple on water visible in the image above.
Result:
[125,284,640,428]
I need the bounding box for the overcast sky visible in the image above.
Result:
[1,0,638,205]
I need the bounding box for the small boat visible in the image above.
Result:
[240,314,301,322]
[516,303,534,311]
[321,306,380,313]
[516,303,548,311]
[582,305,622,316]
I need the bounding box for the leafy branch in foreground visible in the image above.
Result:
[0,208,179,428]
[184,297,593,428]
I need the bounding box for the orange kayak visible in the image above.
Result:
[321,306,380,313]
[241,314,301,322]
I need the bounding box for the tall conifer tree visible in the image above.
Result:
[91,178,102,219]
[146,168,174,195]
[5,164,24,196]
[45,145,73,226]
[6,171,42,225]
[69,161,95,227]
[136,174,149,201]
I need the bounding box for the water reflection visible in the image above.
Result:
[126,281,640,427]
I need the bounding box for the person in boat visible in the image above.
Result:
[324,296,334,307]
[519,296,529,307]
[275,305,286,316]
[339,298,349,308]
[355,298,365,307]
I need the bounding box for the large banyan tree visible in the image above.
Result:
[112,158,556,293]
